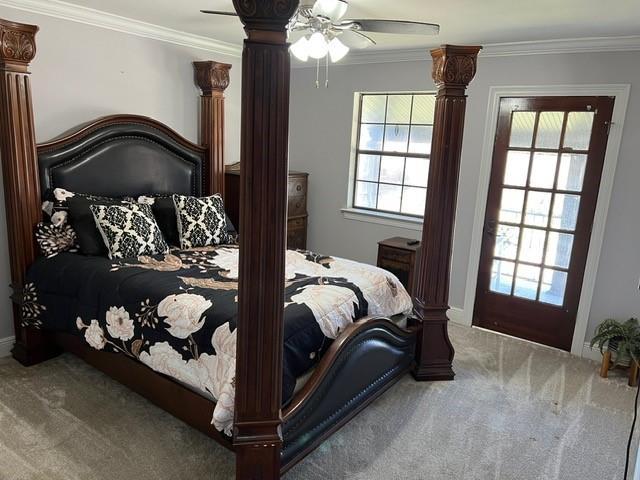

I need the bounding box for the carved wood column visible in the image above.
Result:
[0,19,51,366]
[231,1,298,479]
[193,61,231,198]
[412,45,481,381]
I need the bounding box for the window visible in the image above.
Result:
[351,92,436,217]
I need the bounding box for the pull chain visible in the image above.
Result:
[315,58,320,89]
[325,54,329,88]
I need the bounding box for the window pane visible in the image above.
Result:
[361,95,386,123]
[494,224,520,260]
[411,95,436,124]
[564,111,594,151]
[400,186,426,216]
[513,264,540,300]
[504,150,530,187]
[379,156,405,184]
[540,269,567,306]
[529,152,558,189]
[550,194,580,230]
[404,157,429,187]
[524,191,551,227]
[519,228,546,264]
[356,154,380,182]
[557,153,587,192]
[499,188,525,223]
[509,111,536,148]
[545,232,574,269]
[359,124,384,150]
[354,181,378,209]
[490,259,515,294]
[408,126,433,155]
[386,95,412,124]
[535,111,564,149]
[383,125,409,153]
[377,184,402,212]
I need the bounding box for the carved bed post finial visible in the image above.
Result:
[412,44,481,381]
[0,19,51,365]
[231,0,299,478]
[193,61,231,199]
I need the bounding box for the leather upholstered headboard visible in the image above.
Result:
[37,115,206,198]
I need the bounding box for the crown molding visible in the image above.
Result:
[0,0,242,57]
[293,35,640,68]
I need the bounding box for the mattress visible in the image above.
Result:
[23,245,413,434]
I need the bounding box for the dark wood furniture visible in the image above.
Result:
[225,164,308,250]
[377,237,420,296]
[0,10,481,479]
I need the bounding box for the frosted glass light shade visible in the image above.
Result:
[290,36,310,62]
[328,37,349,62]
[308,32,329,59]
[312,0,348,22]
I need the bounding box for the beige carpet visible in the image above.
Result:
[0,324,636,480]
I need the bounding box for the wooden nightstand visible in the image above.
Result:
[377,237,420,296]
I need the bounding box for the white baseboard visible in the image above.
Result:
[447,307,467,326]
[582,341,605,362]
[0,336,14,358]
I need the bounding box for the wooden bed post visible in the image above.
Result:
[231,1,299,478]
[193,60,231,198]
[412,45,481,381]
[0,19,52,366]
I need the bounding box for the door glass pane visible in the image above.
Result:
[509,111,536,148]
[386,95,412,124]
[490,259,515,294]
[519,228,546,264]
[495,224,520,260]
[356,154,380,182]
[550,194,580,230]
[535,111,564,149]
[359,124,384,150]
[540,269,568,306]
[499,189,525,223]
[524,191,552,227]
[557,153,587,192]
[513,264,540,300]
[383,125,410,152]
[411,95,436,124]
[400,186,426,216]
[504,150,530,186]
[545,232,574,269]
[379,156,405,184]
[408,126,432,155]
[564,112,594,150]
[404,157,429,187]
[361,95,386,123]
[354,181,378,208]
[529,152,558,189]
[377,184,402,211]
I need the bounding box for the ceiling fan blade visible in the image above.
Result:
[344,19,439,35]
[200,10,238,16]
[338,29,376,49]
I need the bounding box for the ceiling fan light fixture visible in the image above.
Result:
[312,0,349,22]
[307,31,329,59]
[290,36,310,62]
[328,37,349,62]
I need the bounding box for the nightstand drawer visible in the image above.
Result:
[378,245,412,265]
[377,237,420,296]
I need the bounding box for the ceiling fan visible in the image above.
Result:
[202,0,439,86]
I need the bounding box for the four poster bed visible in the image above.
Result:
[0,6,480,479]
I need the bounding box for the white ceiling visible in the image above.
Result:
[57,0,640,50]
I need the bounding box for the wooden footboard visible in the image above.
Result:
[280,317,416,472]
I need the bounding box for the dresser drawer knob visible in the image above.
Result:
[296,185,302,191]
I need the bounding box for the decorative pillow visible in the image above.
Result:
[90,203,169,259]
[173,194,232,249]
[35,222,79,257]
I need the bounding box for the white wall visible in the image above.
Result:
[0,6,242,340]
[289,50,640,345]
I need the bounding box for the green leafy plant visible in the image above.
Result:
[590,318,640,367]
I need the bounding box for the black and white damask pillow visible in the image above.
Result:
[173,194,231,249]
[90,203,169,259]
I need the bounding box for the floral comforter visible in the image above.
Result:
[23,246,412,434]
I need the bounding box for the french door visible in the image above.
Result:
[473,96,614,350]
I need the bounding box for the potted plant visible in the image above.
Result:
[591,318,640,385]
